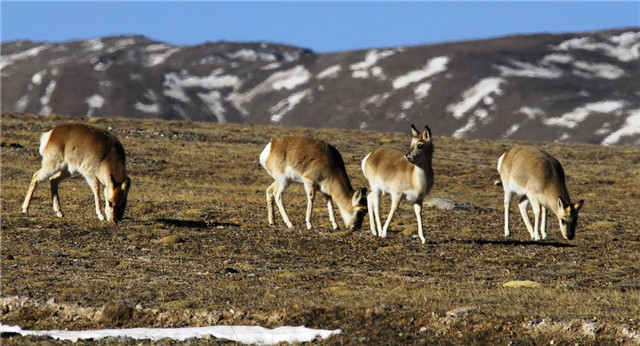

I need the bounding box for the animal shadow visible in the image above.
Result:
[472,238,575,248]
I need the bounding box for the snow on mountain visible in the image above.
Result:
[1,29,639,145]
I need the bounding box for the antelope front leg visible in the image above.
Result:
[326,198,339,230]
[86,178,105,221]
[540,206,548,239]
[274,182,293,228]
[413,202,425,244]
[517,197,536,240]
[503,191,512,238]
[303,182,315,230]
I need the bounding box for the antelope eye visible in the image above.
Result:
[561,219,566,225]
[108,201,114,208]
[417,143,424,149]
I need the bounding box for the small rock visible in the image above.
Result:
[424,198,475,211]
[447,306,476,318]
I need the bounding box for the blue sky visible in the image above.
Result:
[1,2,638,53]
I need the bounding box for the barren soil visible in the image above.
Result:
[1,113,640,344]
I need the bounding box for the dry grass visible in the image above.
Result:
[1,113,640,344]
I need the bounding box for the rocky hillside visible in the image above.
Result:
[1,28,639,145]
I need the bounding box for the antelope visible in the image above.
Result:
[361,124,434,244]
[21,123,131,222]
[259,136,367,231]
[497,146,584,241]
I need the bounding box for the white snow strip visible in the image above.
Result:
[572,61,624,79]
[447,77,505,119]
[31,70,45,85]
[503,123,521,138]
[543,100,626,128]
[83,38,104,52]
[15,95,29,112]
[350,50,395,79]
[134,102,159,114]
[198,90,227,123]
[144,44,171,52]
[0,44,51,70]
[361,92,391,108]
[556,31,640,62]
[392,56,449,89]
[414,82,432,101]
[270,89,312,123]
[317,65,342,79]
[495,60,562,79]
[601,109,640,145]
[541,54,573,65]
[163,71,241,102]
[0,323,341,344]
[401,100,414,110]
[86,94,105,109]
[227,49,259,61]
[107,38,137,53]
[272,65,311,90]
[261,62,281,70]
[517,106,544,120]
[146,48,180,66]
[39,80,57,115]
[452,118,477,138]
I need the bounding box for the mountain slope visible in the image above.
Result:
[2,29,639,145]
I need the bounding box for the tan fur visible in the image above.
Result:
[260,136,367,230]
[362,125,434,243]
[497,146,583,240]
[21,123,131,222]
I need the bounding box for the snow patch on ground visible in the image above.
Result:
[39,80,57,115]
[261,62,281,70]
[144,44,171,52]
[361,92,391,108]
[317,65,342,79]
[447,77,505,119]
[541,54,573,64]
[503,123,521,138]
[163,70,241,102]
[87,94,105,109]
[572,61,624,79]
[270,89,312,123]
[601,109,640,145]
[517,106,545,120]
[146,48,180,66]
[226,49,277,62]
[452,118,477,138]
[198,90,227,122]
[15,95,29,112]
[0,44,51,71]
[414,82,432,101]
[107,38,137,53]
[392,56,449,88]
[495,60,562,79]
[31,70,45,85]
[83,38,104,52]
[134,102,159,114]
[350,50,395,79]
[272,66,311,90]
[0,323,341,344]
[543,100,626,128]
[555,31,640,62]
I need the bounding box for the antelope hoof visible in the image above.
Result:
[56,211,64,218]
[306,222,312,230]
[97,214,105,221]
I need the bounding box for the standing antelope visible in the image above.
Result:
[362,124,434,244]
[21,123,131,222]
[259,136,367,231]
[497,146,584,241]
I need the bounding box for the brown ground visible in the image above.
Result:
[1,113,639,345]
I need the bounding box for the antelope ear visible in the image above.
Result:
[423,125,432,141]
[410,124,419,137]
[557,196,567,210]
[574,200,584,211]
[121,176,131,192]
[353,188,367,204]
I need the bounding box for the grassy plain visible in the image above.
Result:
[1,113,639,344]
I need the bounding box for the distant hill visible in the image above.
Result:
[2,28,639,145]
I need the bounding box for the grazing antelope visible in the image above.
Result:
[497,146,584,241]
[259,136,367,231]
[362,124,434,244]
[21,123,131,222]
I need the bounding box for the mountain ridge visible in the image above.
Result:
[2,28,639,145]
